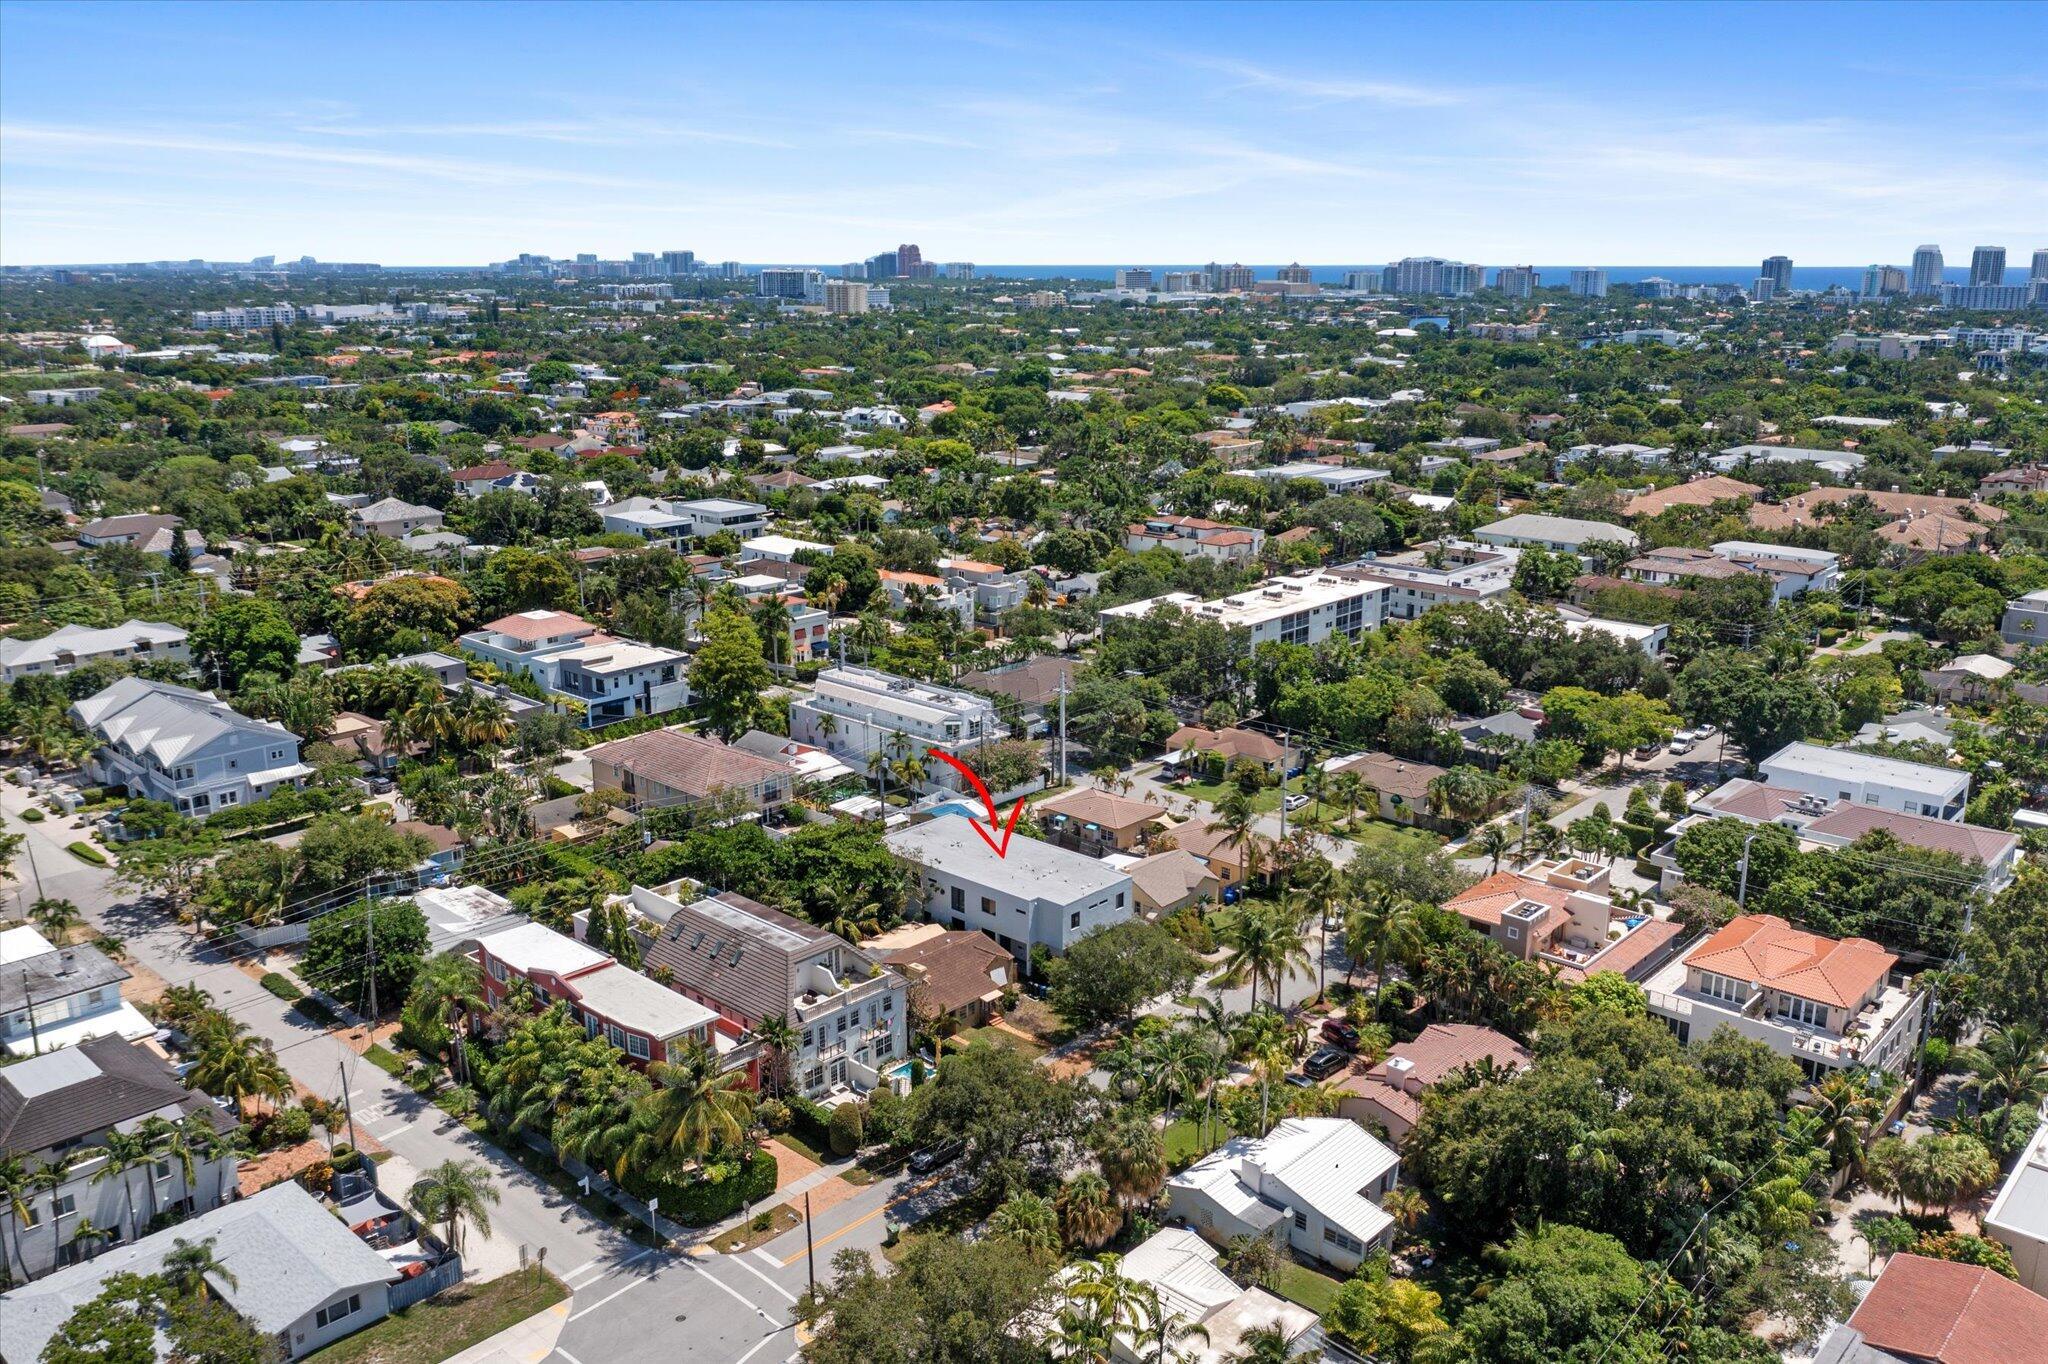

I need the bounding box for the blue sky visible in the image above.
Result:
[3,0,2044,267]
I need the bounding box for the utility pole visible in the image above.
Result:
[338,1061,359,1151]
[1736,831,1759,907]
[364,896,378,1024]
[24,838,45,906]
[1056,670,1069,785]
[22,973,41,1055]
[804,1190,817,1295]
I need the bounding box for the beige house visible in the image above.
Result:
[1036,786,1169,854]
[1126,849,1222,917]
[585,727,796,813]
[1336,1023,1531,1143]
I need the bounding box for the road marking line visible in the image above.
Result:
[775,1177,942,1269]
[563,1244,653,1285]
[683,1258,774,1317]
[565,1276,646,1322]
[553,1350,589,1364]
[730,1328,791,1364]
[752,1248,782,1272]
[727,1251,799,1304]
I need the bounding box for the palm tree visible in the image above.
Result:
[987,1191,1063,1263]
[162,1235,238,1300]
[29,897,82,942]
[1292,858,1341,1003]
[1802,1072,1882,1178]
[31,1151,79,1273]
[1064,1254,1151,1345]
[1094,1119,1168,1210]
[1521,820,1565,864]
[1142,1028,1218,1127]
[1211,900,1309,1015]
[1056,1172,1122,1250]
[1474,823,1515,874]
[754,1015,799,1098]
[90,1129,154,1244]
[0,1154,35,1284]
[406,1158,500,1257]
[626,1044,756,1175]
[1344,887,1422,1016]
[1382,1186,1428,1242]
[185,1014,293,1117]
[70,1218,115,1262]
[1206,790,1265,886]
[1955,1022,2048,1139]
[410,951,486,1083]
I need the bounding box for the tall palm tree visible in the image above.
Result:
[1211,901,1309,1015]
[753,1016,799,1098]
[1292,858,1342,1003]
[1205,790,1265,886]
[1343,887,1422,1016]
[185,1015,292,1117]
[1474,823,1515,874]
[89,1130,153,1244]
[626,1044,756,1175]
[1142,1029,1218,1127]
[1955,1022,2048,1130]
[31,1151,80,1273]
[1382,1186,1428,1241]
[1094,1120,1168,1210]
[1064,1254,1151,1346]
[1802,1072,1882,1178]
[162,1236,238,1300]
[1056,1172,1122,1250]
[406,1158,501,1257]
[0,1154,35,1284]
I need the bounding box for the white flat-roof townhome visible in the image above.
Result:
[1246,462,1390,493]
[0,1182,400,1361]
[1165,1117,1401,1273]
[1473,513,1639,557]
[1709,444,1867,479]
[637,885,909,1099]
[70,677,310,819]
[887,814,1135,968]
[1643,914,1925,1089]
[0,620,189,684]
[1099,570,1390,648]
[457,609,689,726]
[2001,588,2048,646]
[1709,541,1841,599]
[0,1035,237,1281]
[600,496,768,547]
[789,665,1006,795]
[1756,741,1969,822]
[1985,1119,2048,1297]
[1339,541,1521,621]
[1,926,155,1056]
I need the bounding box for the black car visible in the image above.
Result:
[1300,1046,1349,1081]
[908,1142,963,1175]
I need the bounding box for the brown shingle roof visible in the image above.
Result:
[586,728,793,802]
[1036,786,1168,833]
[880,930,1011,1016]
[1621,475,1762,518]
[1339,1023,1531,1125]
[1846,1254,2048,1364]
[1167,725,1285,765]
[1328,751,1446,805]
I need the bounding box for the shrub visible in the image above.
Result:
[20,807,44,822]
[266,1106,313,1147]
[260,972,304,1002]
[627,1148,778,1226]
[541,774,580,799]
[1913,1231,2018,1279]
[329,1143,359,1172]
[756,1098,792,1134]
[785,1095,834,1150]
[864,1090,913,1149]
[827,1102,866,1157]
[1162,905,1216,953]
[66,842,107,865]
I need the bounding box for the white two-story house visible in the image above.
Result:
[0,621,190,685]
[457,610,689,727]
[789,665,1006,795]
[1166,1117,1400,1273]
[1,928,155,1056]
[69,678,310,819]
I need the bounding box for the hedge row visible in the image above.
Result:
[66,842,108,865]
[204,785,358,835]
[259,972,304,1001]
[784,1095,834,1153]
[626,1147,778,1227]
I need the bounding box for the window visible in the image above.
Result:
[487,958,508,982]
[1779,995,1827,1027]
[605,1023,626,1049]
[1293,1210,1308,1231]
[1696,970,1748,1004]
[1322,1226,1364,1255]
[217,791,238,807]
[1505,926,1519,940]
[949,886,965,914]
[315,1295,362,1329]
[1069,911,1081,929]
[626,1033,650,1060]
[980,896,996,916]
[1114,892,1125,909]
[53,1193,76,1219]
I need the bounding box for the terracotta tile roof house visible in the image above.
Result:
[1624,546,1754,582]
[586,727,796,810]
[1037,785,1170,853]
[1621,475,1763,518]
[880,929,1013,1024]
[1337,1023,1532,1141]
[1682,914,1894,1010]
[1745,488,2002,556]
[1820,1253,2048,1364]
[1445,859,1685,984]
[1163,821,1255,886]
[1326,752,1445,824]
[448,460,517,485]
[1166,725,1288,769]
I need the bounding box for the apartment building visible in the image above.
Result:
[636,885,908,1098]
[0,1036,237,1280]
[0,620,188,684]
[1337,541,1520,621]
[1,927,154,1056]
[1123,515,1266,565]
[600,495,768,546]
[1756,741,1969,821]
[1099,570,1390,648]
[887,814,1135,967]
[457,609,689,725]
[1443,858,1685,984]
[468,920,724,1068]
[789,665,1005,794]
[1984,1119,2048,1296]
[1473,513,1638,557]
[1643,914,1925,1087]
[70,677,309,819]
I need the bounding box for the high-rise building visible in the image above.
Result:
[1751,276,1778,303]
[1862,265,1908,298]
[1161,271,1205,293]
[1114,267,1155,291]
[1760,256,1794,294]
[824,279,870,314]
[867,250,898,281]
[1940,282,2030,310]
[1340,269,1381,292]
[944,262,975,280]
[757,268,825,303]
[1386,257,1476,296]
[2032,249,2048,283]
[1970,246,2007,287]
[1212,263,1255,292]
[1495,265,1538,299]
[1911,244,1945,296]
[895,244,923,277]
[662,250,695,276]
[1568,268,1609,298]
[1277,262,1314,285]
[840,262,868,281]
[718,261,744,279]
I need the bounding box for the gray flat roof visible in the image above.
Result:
[886,814,1132,902]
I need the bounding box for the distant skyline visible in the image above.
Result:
[3,0,2045,268]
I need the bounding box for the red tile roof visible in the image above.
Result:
[1339,1023,1532,1125]
[1683,914,1894,1009]
[1847,1254,2048,1364]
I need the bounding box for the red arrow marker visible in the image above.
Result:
[926,749,1027,857]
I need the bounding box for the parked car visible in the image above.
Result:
[1633,742,1660,761]
[367,775,395,795]
[1669,731,1696,754]
[1301,1046,1349,1080]
[1695,722,1717,737]
[1320,1018,1361,1051]
[908,1141,964,1175]
[1283,793,1310,813]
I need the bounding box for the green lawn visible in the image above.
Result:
[1162,1115,1224,1166]
[1178,778,1282,814]
[951,1025,1049,1061]
[303,1266,566,1364]
[1271,1259,1347,1316]
[1340,818,1444,853]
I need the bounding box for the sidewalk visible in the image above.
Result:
[439,1298,571,1364]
